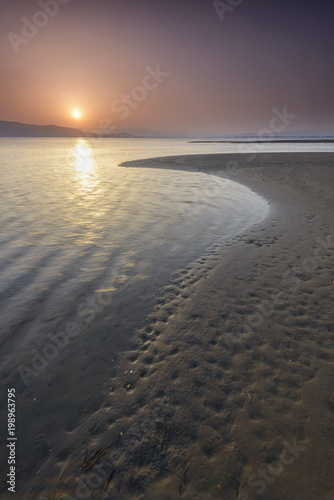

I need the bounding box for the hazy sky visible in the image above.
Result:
[1,0,334,135]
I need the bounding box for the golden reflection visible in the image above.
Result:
[71,139,100,196]
[66,140,104,243]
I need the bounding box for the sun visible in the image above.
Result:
[72,109,81,119]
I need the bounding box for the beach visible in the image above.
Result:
[8,152,334,499]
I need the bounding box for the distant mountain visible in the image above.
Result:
[271,129,334,139]
[210,129,334,142]
[116,127,194,138]
[0,121,135,138]
[2,121,333,140]
[0,121,84,138]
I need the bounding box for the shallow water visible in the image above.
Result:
[0,138,268,369]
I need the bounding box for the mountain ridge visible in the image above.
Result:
[0,121,134,138]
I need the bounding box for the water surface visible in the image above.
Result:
[0,138,269,374]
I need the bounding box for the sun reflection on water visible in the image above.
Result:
[66,140,106,242]
[71,140,101,197]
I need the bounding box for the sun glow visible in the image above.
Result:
[72,109,81,119]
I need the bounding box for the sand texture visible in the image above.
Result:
[5,153,334,499]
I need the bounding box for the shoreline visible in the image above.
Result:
[20,153,334,499]
[121,151,334,208]
[189,139,334,143]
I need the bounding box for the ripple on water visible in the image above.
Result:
[0,139,267,366]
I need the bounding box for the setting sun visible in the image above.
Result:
[72,109,81,119]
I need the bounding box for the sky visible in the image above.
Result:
[1,0,334,136]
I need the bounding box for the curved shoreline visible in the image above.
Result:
[117,152,334,499]
[121,151,334,213]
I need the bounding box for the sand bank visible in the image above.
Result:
[21,153,334,499]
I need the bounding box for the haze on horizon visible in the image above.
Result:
[1,0,334,136]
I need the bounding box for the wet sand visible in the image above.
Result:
[11,153,334,499]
